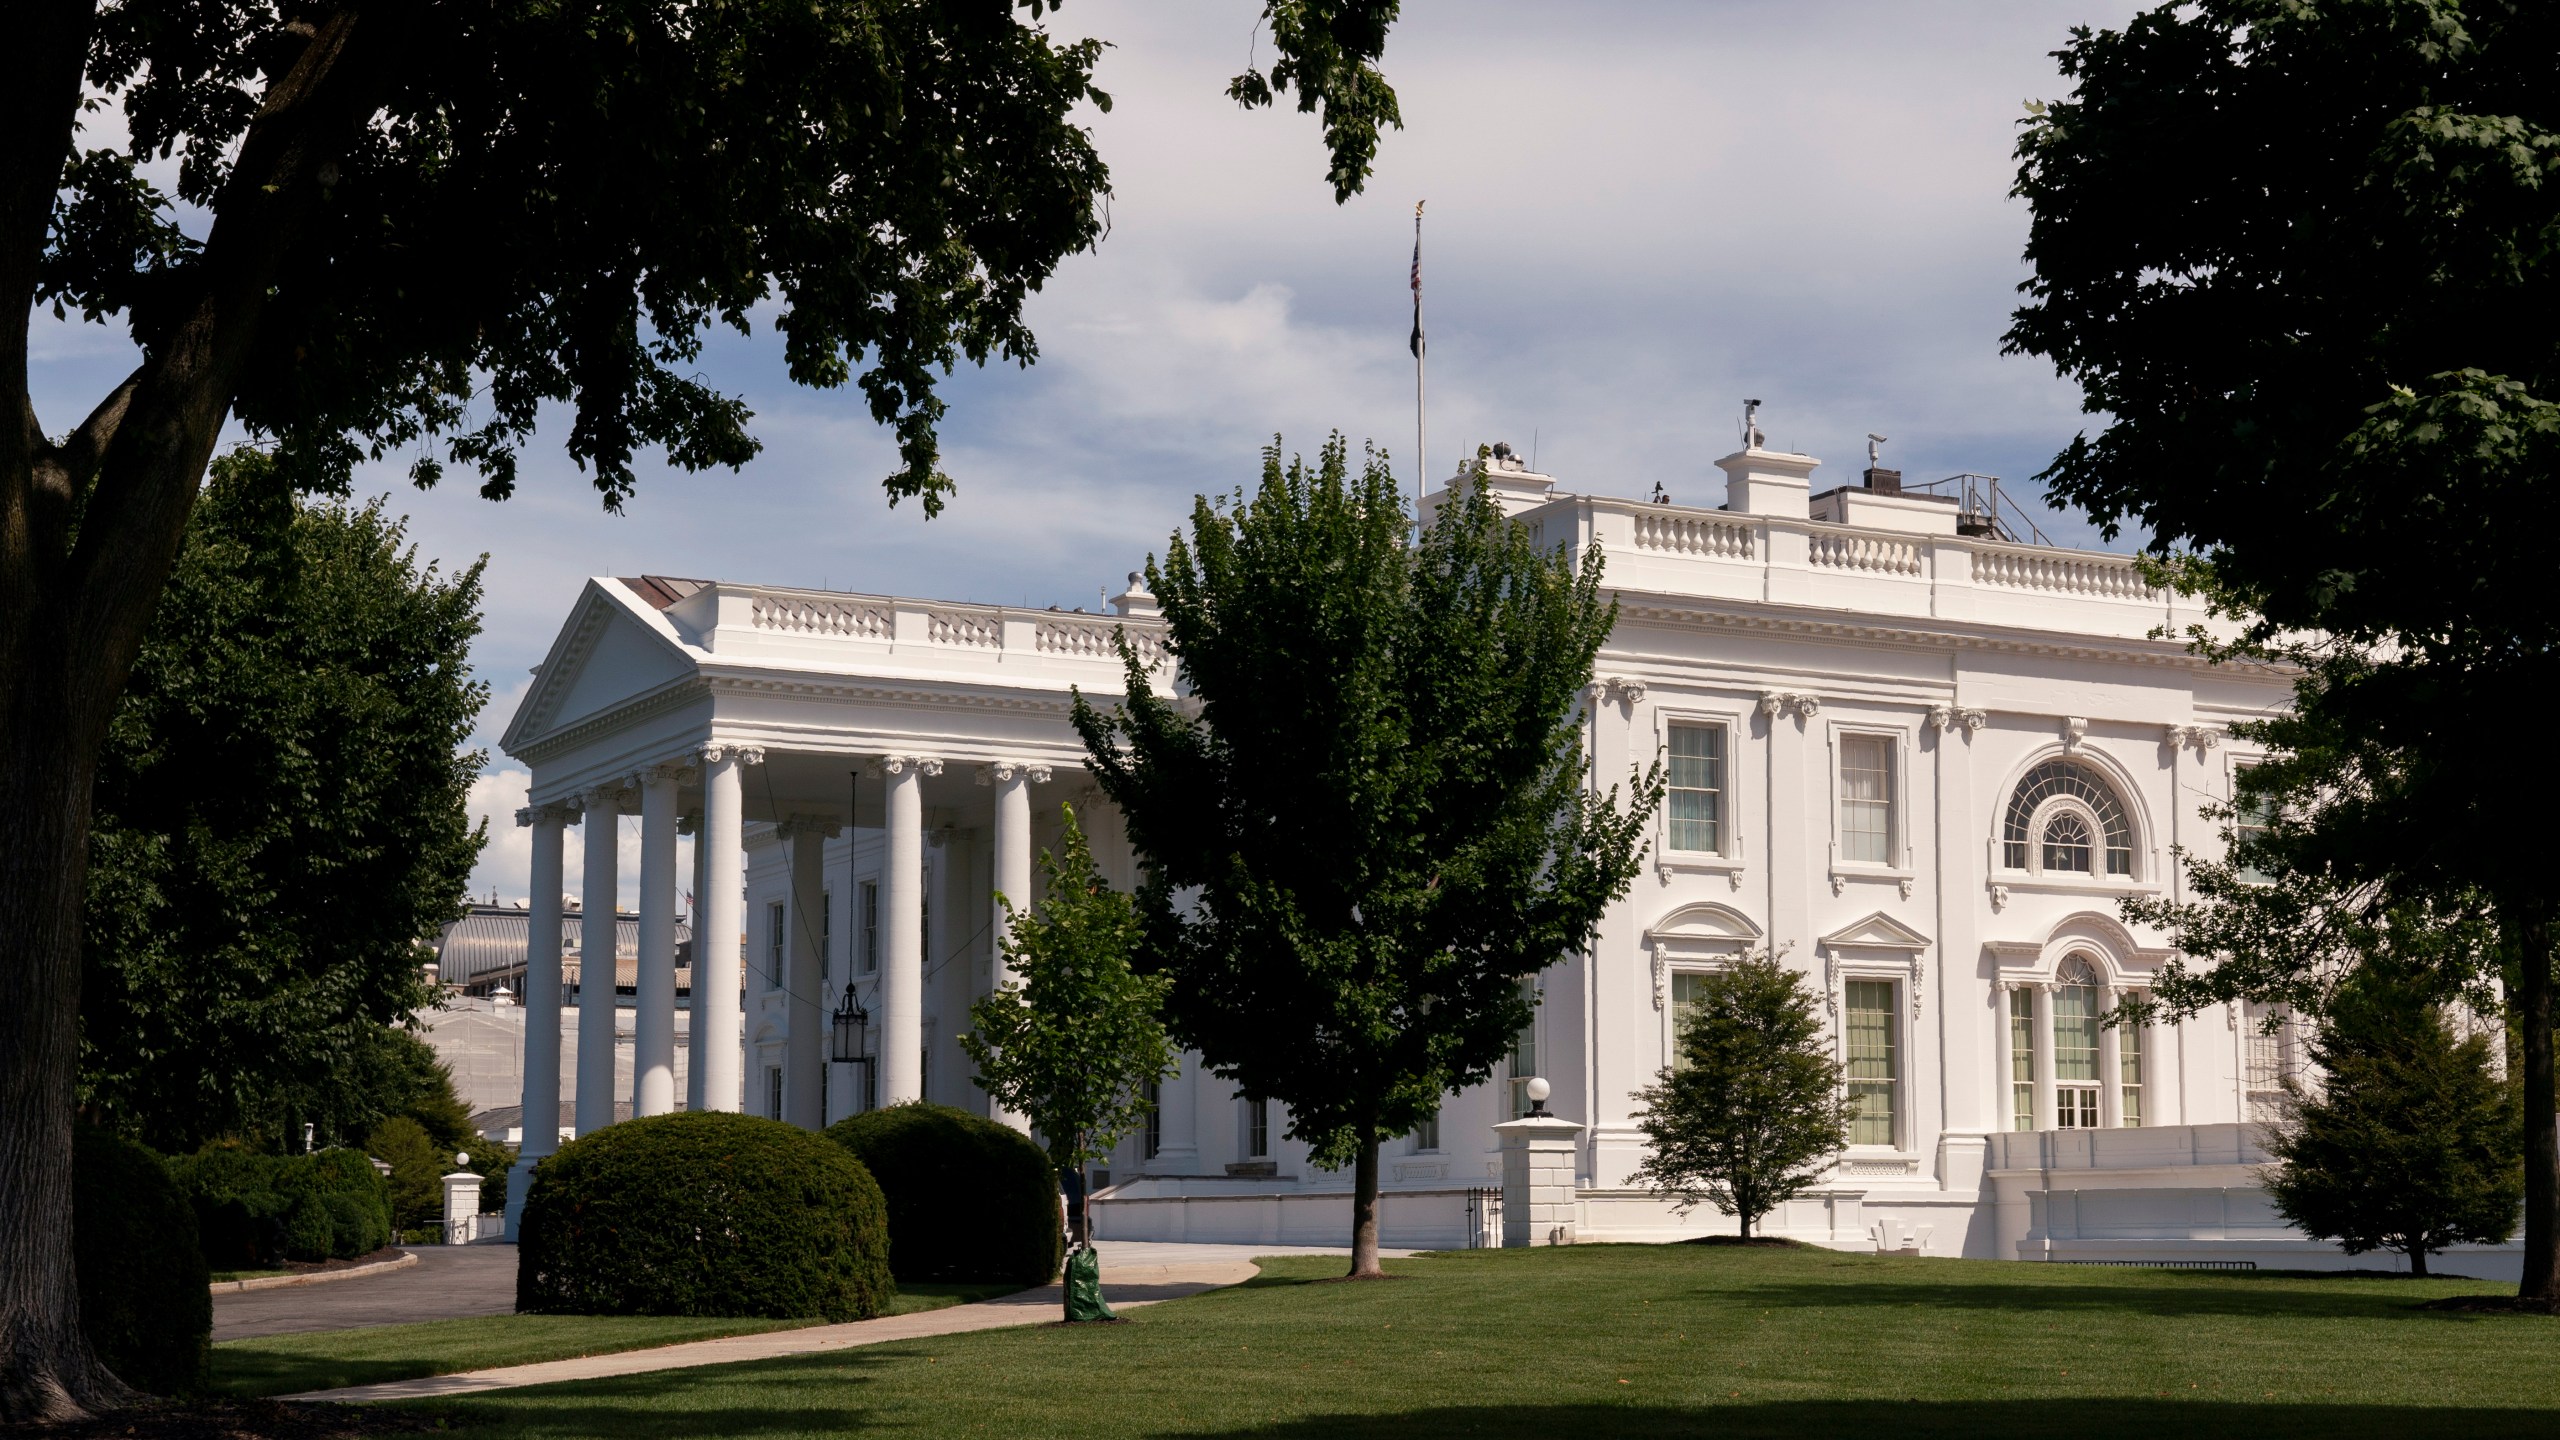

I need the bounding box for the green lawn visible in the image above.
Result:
[213,1282,1024,1398]
[404,1245,2560,1439]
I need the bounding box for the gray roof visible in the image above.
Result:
[434,904,692,989]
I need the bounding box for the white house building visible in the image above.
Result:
[497,434,2521,1277]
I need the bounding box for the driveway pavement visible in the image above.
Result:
[213,1245,519,1341]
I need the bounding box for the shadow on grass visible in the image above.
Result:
[1717,1275,2521,1322]
[213,1349,443,1398]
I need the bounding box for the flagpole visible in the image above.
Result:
[1411,200,1427,521]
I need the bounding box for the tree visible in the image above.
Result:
[3,3,1403,1414]
[364,1115,442,1236]
[959,805,1173,1311]
[2261,963,2524,1278]
[2004,0,2560,1302]
[1629,954,1852,1242]
[78,450,485,1155]
[1075,440,1658,1279]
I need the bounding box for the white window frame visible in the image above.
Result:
[1650,703,1748,883]
[1826,948,1919,1152]
[1985,751,2161,898]
[1840,977,1901,1149]
[1826,721,1914,889]
[1242,1096,1271,1160]
[859,878,880,974]
[764,901,786,992]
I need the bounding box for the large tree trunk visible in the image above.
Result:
[2409,1246,2430,1280]
[2514,903,2557,1305]
[1347,1134,1384,1278]
[0,7,388,1417]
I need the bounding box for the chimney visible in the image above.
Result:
[1863,466,1902,495]
[1714,446,1820,519]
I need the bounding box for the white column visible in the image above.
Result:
[633,765,682,1118]
[574,785,623,1136]
[784,818,836,1130]
[2030,981,2057,1132]
[505,804,567,1235]
[880,756,934,1106]
[1153,1052,1199,1170]
[684,810,707,1114]
[697,745,754,1113]
[987,763,1035,992]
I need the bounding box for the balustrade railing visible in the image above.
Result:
[749,594,892,638]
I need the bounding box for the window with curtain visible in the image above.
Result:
[2120,1015,2145,1128]
[765,902,785,991]
[2009,989,2036,1131]
[2234,766,2275,884]
[2041,811,2095,873]
[859,880,879,974]
[2001,759,2136,875]
[1667,723,1725,852]
[1845,980,1898,1145]
[1669,971,1712,1070]
[1507,978,1542,1117]
[1245,1097,1270,1159]
[2053,958,2101,1128]
[1839,734,1895,864]
[1410,1107,1440,1154]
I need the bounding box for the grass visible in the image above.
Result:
[402,1245,2560,1439]
[212,1281,1024,1398]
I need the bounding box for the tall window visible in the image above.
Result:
[1844,980,1897,1145]
[2009,989,2035,1132]
[1143,1079,1162,1160]
[820,890,831,980]
[2002,759,2135,876]
[765,1065,784,1121]
[859,880,880,974]
[1667,723,1725,853]
[2120,1013,2145,1128]
[2053,959,2100,1128]
[1669,971,1711,1071]
[2245,1001,2300,1121]
[2233,767,2275,884]
[1244,1097,1270,1159]
[765,902,786,991]
[1839,735,1895,864]
[1506,979,1541,1118]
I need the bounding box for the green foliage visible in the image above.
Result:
[73,1127,210,1397]
[79,452,487,1153]
[365,1116,443,1235]
[519,1112,894,1320]
[962,805,1175,1185]
[169,1147,392,1269]
[1631,954,1853,1240]
[1227,2,1406,203]
[826,1103,1063,1288]
[2262,964,2525,1276]
[1075,440,1658,1188]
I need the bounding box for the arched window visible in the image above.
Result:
[2052,955,2101,1128]
[2002,759,2134,876]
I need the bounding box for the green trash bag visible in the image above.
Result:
[1064,1244,1115,1323]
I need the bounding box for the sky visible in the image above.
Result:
[28,0,2147,906]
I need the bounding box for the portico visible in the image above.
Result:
[499,575,1166,1230]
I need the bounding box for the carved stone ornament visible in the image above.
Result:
[2166,724,2224,754]
[635,760,696,788]
[1830,874,1848,897]
[1758,691,1787,717]
[698,742,765,768]
[1028,764,1054,784]
[1792,693,1822,719]
[917,757,946,777]
[1600,677,1648,709]
[1927,704,1954,731]
[1989,883,2011,913]
[977,761,1020,786]
[1962,708,1989,733]
[1650,946,1667,1011]
[1898,877,1915,901]
[2061,716,2088,750]
[514,801,576,828]
[1909,955,1927,1018]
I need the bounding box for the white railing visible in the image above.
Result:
[926,609,1004,649]
[1969,543,2155,600]
[750,594,892,638]
[1632,511,1756,560]
[1035,618,1166,669]
[1808,531,1923,576]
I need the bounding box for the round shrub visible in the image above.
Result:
[518,1112,892,1320]
[74,1126,211,1396]
[826,1103,1061,1287]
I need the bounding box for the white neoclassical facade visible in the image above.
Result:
[498,438,2519,1277]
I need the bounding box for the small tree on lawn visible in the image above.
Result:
[2261,963,2523,1278]
[1075,438,1658,1279]
[1631,954,1853,1241]
[961,806,1175,1260]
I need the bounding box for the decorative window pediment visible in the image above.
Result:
[1819,911,1931,953]
[1644,902,1764,956]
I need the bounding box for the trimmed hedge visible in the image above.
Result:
[826,1103,1062,1287]
[74,1126,211,1396]
[170,1146,392,1268]
[518,1111,894,1320]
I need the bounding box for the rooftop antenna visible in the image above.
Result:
[1742,398,1765,450]
[1867,433,1887,467]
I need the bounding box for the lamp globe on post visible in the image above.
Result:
[1525,1077,1551,1117]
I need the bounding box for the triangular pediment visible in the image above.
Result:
[502,581,700,756]
[1820,911,1932,952]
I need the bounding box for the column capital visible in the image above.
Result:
[578,781,626,812]
[977,761,1025,786]
[868,754,944,778]
[516,801,577,827]
[1028,764,1054,784]
[698,742,764,766]
[775,813,844,840]
[634,760,695,788]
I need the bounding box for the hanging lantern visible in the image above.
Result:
[831,989,870,1066]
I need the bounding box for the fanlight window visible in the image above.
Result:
[2002,760,2134,876]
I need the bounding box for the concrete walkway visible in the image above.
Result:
[216,1245,518,1341]
[289,1243,1284,1404]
